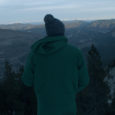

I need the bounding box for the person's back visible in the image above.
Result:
[21,14,90,115]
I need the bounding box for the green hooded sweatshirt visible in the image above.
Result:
[21,35,90,115]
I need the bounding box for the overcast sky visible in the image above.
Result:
[0,0,115,24]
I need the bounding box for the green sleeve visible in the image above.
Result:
[21,50,34,87]
[76,49,90,94]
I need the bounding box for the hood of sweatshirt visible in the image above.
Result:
[31,35,68,55]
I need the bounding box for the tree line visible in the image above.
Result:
[0,44,115,115]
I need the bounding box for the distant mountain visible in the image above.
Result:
[63,20,88,29]
[0,23,44,31]
[0,19,115,79]
[0,19,115,33]
[85,19,115,33]
[0,20,86,31]
[25,21,43,25]
[0,28,43,77]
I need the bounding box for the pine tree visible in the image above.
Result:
[2,60,25,115]
[2,60,37,115]
[76,44,110,115]
[88,44,110,114]
[3,59,15,115]
[18,64,37,115]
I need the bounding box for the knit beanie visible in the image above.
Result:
[44,14,65,36]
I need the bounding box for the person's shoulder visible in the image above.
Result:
[66,43,82,55]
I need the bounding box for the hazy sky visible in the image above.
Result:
[0,0,115,24]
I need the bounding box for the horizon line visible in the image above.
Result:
[0,18,115,25]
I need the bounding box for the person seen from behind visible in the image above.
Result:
[21,14,90,115]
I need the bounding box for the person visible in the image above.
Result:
[21,14,90,115]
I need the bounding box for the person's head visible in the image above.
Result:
[44,14,65,36]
